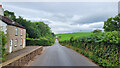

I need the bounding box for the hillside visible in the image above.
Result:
[56,32,93,41]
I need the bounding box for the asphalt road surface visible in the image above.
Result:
[29,39,98,66]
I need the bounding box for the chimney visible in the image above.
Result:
[0,5,4,16]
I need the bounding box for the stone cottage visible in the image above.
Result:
[0,5,26,53]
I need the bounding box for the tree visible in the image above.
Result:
[4,10,16,21]
[103,14,120,31]
[93,29,102,33]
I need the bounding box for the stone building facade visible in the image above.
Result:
[0,5,26,53]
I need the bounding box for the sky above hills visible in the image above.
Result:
[2,2,118,34]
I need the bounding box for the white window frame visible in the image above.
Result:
[21,29,23,36]
[16,27,18,35]
[20,38,23,46]
[9,40,13,53]
[15,39,17,47]
[23,39,26,48]
[10,40,12,46]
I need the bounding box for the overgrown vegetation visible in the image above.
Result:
[4,10,55,46]
[58,14,120,67]
[0,31,7,62]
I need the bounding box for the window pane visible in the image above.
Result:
[21,39,22,45]
[15,39,17,46]
[21,30,22,35]
[16,28,18,35]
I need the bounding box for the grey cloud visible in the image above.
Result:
[74,13,114,25]
[89,24,103,28]
[89,22,104,28]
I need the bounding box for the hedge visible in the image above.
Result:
[59,31,120,67]
[26,37,55,46]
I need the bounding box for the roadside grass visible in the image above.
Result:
[56,32,93,41]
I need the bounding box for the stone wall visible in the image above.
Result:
[1,46,43,67]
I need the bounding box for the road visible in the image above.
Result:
[29,39,98,66]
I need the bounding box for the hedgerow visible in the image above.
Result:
[26,37,55,46]
[59,31,120,66]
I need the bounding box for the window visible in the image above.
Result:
[21,29,23,36]
[10,40,13,46]
[20,38,23,46]
[15,39,17,47]
[9,40,13,53]
[15,27,18,35]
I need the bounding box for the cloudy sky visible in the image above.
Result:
[2,1,118,34]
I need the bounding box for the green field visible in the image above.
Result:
[56,32,93,41]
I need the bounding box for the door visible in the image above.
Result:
[23,39,25,48]
[9,40,13,53]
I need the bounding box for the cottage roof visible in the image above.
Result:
[0,15,25,29]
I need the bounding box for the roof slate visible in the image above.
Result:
[0,15,25,29]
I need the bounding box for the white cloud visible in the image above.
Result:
[3,4,54,18]
[89,22,104,28]
[48,20,104,34]
[71,15,82,21]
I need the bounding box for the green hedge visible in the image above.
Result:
[26,37,55,46]
[59,31,120,66]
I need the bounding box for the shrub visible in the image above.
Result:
[93,29,102,33]
[0,31,7,62]
[26,37,55,46]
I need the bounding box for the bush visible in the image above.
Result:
[26,37,55,46]
[93,29,102,33]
